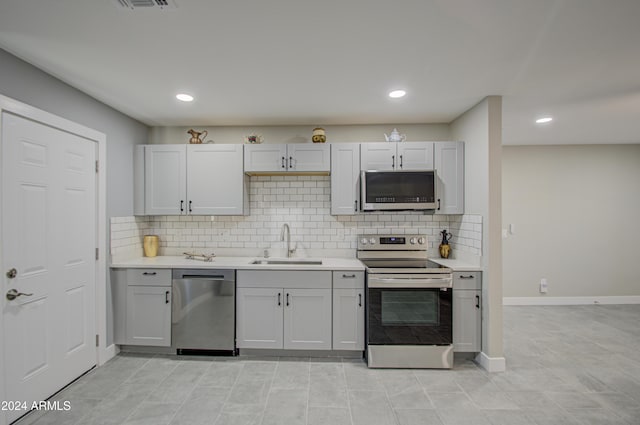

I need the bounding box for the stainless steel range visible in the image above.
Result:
[357,234,453,369]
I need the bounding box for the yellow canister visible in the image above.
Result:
[143,235,159,257]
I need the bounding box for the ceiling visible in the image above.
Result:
[1,0,639,145]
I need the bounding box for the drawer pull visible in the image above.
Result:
[143,272,157,276]
[459,275,475,279]
[342,274,356,278]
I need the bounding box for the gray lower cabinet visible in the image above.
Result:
[453,271,481,352]
[112,268,172,347]
[236,270,332,350]
[332,271,365,350]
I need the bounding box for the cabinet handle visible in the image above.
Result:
[475,295,480,309]
[180,200,184,212]
[459,275,474,279]
[278,292,281,306]
[142,272,157,276]
[392,155,395,169]
[281,157,286,168]
[342,274,356,278]
[437,199,441,210]
[358,293,362,307]
[399,155,403,168]
[286,293,290,306]
[189,200,192,213]
[289,156,293,168]
[165,291,170,304]
[354,200,358,212]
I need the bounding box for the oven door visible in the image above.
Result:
[367,276,452,346]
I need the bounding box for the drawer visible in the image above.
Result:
[333,271,364,289]
[237,270,331,289]
[125,268,171,286]
[453,272,481,290]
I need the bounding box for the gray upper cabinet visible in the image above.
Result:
[330,143,360,215]
[244,143,330,173]
[360,142,434,171]
[453,271,481,352]
[135,144,248,215]
[434,141,464,214]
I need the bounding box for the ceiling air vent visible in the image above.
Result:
[112,0,177,10]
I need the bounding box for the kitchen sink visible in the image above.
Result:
[250,259,323,265]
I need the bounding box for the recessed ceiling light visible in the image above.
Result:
[389,90,406,99]
[176,93,194,102]
[536,117,553,124]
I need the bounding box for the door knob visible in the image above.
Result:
[6,268,17,279]
[6,289,33,301]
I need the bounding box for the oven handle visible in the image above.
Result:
[368,277,452,288]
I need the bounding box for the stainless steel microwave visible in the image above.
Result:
[360,170,437,211]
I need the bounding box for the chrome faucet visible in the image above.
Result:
[280,223,295,258]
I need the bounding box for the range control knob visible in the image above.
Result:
[410,237,417,244]
[369,238,376,245]
[360,238,368,245]
[418,237,426,244]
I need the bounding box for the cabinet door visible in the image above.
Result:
[330,144,360,215]
[236,287,283,349]
[397,142,434,170]
[244,144,287,172]
[187,144,246,215]
[144,145,186,215]
[434,141,464,214]
[125,286,171,346]
[360,143,396,171]
[333,288,364,350]
[453,290,481,352]
[288,144,330,172]
[284,288,332,350]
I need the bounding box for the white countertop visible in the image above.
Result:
[429,258,482,272]
[111,256,365,271]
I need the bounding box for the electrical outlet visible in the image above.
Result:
[540,278,548,293]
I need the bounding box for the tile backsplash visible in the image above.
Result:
[110,176,482,262]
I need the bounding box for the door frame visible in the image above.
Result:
[0,95,107,425]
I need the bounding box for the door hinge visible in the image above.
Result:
[95,334,99,347]
[95,248,99,260]
[95,160,99,173]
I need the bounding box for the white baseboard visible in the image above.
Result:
[503,296,640,306]
[99,344,119,366]
[475,352,505,372]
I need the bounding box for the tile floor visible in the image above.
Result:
[16,305,640,425]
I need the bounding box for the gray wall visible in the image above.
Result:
[0,48,149,217]
[1,48,149,346]
[502,144,640,298]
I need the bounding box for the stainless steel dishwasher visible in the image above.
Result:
[171,269,236,355]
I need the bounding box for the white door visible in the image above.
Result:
[330,143,360,215]
[332,288,364,350]
[284,288,332,350]
[236,287,283,349]
[397,142,434,170]
[243,144,287,172]
[288,144,330,172]
[360,143,396,170]
[187,144,245,215]
[2,112,97,423]
[145,145,186,215]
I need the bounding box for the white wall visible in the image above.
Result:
[149,124,451,145]
[451,97,504,366]
[503,144,640,299]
